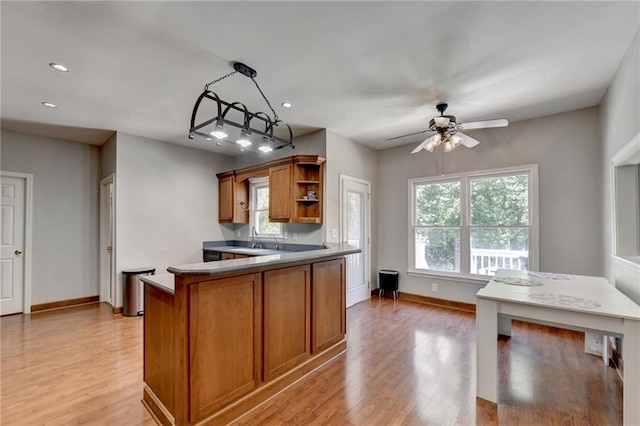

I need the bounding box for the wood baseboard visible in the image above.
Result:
[112,306,123,315]
[372,289,476,313]
[31,296,99,313]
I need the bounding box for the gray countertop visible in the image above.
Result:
[171,242,359,276]
[141,273,175,294]
[141,243,359,293]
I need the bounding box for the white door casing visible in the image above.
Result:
[341,175,371,308]
[1,172,32,315]
[99,175,115,306]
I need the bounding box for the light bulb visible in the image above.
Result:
[210,121,228,139]
[259,136,273,152]
[434,116,450,128]
[443,141,454,152]
[236,129,252,147]
[451,134,463,146]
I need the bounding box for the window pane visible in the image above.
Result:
[415,181,460,226]
[256,186,269,210]
[256,211,281,234]
[470,227,529,275]
[415,228,460,272]
[470,174,528,225]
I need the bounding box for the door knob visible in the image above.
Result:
[15,249,23,255]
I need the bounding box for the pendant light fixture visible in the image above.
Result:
[189,62,294,153]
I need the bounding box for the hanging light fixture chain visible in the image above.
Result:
[204,70,238,91]
[251,77,279,122]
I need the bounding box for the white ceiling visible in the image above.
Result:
[1,1,639,154]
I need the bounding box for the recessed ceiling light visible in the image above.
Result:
[281,102,292,108]
[41,101,57,108]
[49,63,69,72]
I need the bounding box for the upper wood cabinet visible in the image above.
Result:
[268,163,292,222]
[216,155,325,224]
[292,155,325,224]
[217,171,235,223]
[216,172,248,224]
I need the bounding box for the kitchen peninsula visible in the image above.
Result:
[141,243,359,426]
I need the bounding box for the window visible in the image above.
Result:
[410,165,538,278]
[250,177,283,237]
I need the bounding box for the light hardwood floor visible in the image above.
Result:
[1,298,622,425]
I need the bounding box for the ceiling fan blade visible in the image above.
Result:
[460,118,509,130]
[387,129,429,141]
[411,139,431,154]
[457,132,480,148]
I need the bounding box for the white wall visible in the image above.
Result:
[113,133,234,307]
[601,29,640,303]
[325,130,378,289]
[377,107,603,303]
[100,133,116,179]
[1,130,100,305]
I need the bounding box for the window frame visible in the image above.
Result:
[249,177,284,238]
[408,164,539,280]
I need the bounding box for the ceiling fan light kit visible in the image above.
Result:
[189,62,294,153]
[390,102,509,154]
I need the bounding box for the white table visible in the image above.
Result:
[476,269,640,425]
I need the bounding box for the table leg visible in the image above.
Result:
[477,298,498,403]
[623,319,640,425]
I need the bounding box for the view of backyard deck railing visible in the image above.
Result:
[415,243,528,276]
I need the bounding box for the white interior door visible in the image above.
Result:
[1,176,25,315]
[341,176,370,308]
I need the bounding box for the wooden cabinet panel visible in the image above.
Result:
[217,173,234,223]
[311,258,346,353]
[221,252,235,260]
[268,163,292,222]
[144,285,176,414]
[263,265,311,381]
[221,252,250,260]
[189,274,262,422]
[216,172,248,224]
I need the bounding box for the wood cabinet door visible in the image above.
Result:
[189,274,262,422]
[263,265,310,381]
[311,258,346,353]
[268,164,292,222]
[218,174,234,223]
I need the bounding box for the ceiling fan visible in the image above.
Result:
[388,103,509,153]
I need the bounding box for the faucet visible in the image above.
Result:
[251,226,258,248]
[270,234,279,250]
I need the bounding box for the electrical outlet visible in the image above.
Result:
[432,283,438,292]
[236,230,241,237]
[292,232,298,240]
[331,228,338,238]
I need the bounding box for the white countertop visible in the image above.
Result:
[476,269,640,320]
